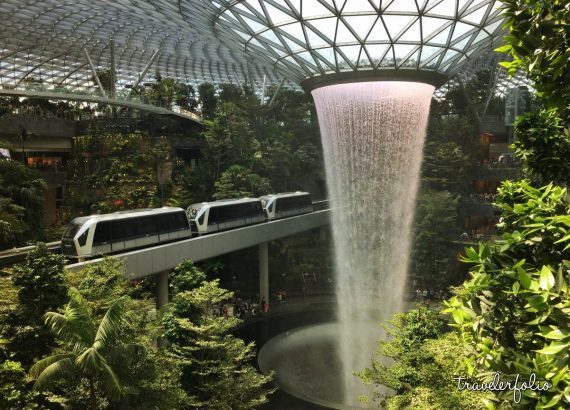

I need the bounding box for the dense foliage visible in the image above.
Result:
[0,159,46,249]
[162,278,275,409]
[358,308,490,409]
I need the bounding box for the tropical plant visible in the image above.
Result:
[444,181,570,409]
[358,307,490,409]
[29,289,144,410]
[162,279,275,409]
[213,164,271,200]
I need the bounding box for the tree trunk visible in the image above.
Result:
[89,377,97,410]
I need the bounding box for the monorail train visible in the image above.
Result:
[259,192,313,220]
[62,207,191,259]
[63,192,314,259]
[186,198,265,235]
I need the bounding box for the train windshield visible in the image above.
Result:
[63,223,81,238]
[187,205,203,219]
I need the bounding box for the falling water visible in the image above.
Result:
[312,81,434,406]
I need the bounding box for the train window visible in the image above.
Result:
[63,223,81,238]
[268,201,274,213]
[208,207,218,225]
[175,212,189,229]
[137,216,158,236]
[197,211,205,225]
[93,222,111,244]
[77,229,88,246]
[111,219,136,240]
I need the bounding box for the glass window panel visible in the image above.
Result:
[426,25,451,44]
[462,5,488,25]
[367,18,390,42]
[385,0,419,13]
[338,45,361,64]
[419,45,444,63]
[451,21,473,41]
[265,3,294,25]
[393,44,416,60]
[308,17,338,42]
[398,19,421,42]
[280,21,304,40]
[335,19,357,44]
[343,15,377,41]
[342,0,376,13]
[426,0,456,17]
[314,47,336,66]
[259,29,281,45]
[364,44,389,66]
[305,26,329,48]
[302,0,333,18]
[383,15,414,39]
[241,14,267,33]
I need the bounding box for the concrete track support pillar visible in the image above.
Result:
[259,242,269,304]
[156,270,169,310]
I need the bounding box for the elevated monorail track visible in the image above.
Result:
[0,201,330,270]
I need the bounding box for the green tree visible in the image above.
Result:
[29,289,144,410]
[162,279,275,409]
[411,190,459,291]
[444,181,570,409]
[198,82,218,120]
[497,0,569,113]
[2,244,68,365]
[213,165,271,200]
[0,160,46,249]
[358,308,490,409]
[421,141,471,194]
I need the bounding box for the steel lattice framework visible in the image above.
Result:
[0,0,515,94]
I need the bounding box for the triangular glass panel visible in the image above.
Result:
[421,16,449,39]
[343,15,378,41]
[319,0,337,12]
[247,37,265,50]
[419,45,444,64]
[483,20,502,35]
[265,3,295,25]
[267,43,288,58]
[259,29,281,46]
[247,0,266,19]
[357,48,374,68]
[398,18,421,42]
[451,35,471,50]
[314,47,336,67]
[284,55,304,69]
[241,14,268,33]
[457,0,473,14]
[302,0,334,18]
[338,45,361,64]
[385,0,419,13]
[231,28,251,42]
[400,49,420,67]
[279,34,305,52]
[471,29,489,45]
[367,18,389,42]
[383,15,414,39]
[305,25,330,48]
[426,0,456,17]
[342,0,375,13]
[336,19,358,44]
[364,44,389,67]
[378,46,396,67]
[440,49,459,65]
[288,0,301,15]
[451,21,473,41]
[462,4,489,25]
[280,21,305,41]
[336,48,354,70]
[426,25,451,45]
[309,17,338,43]
[393,44,416,61]
[297,51,319,68]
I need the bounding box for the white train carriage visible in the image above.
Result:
[186,198,265,235]
[259,192,313,221]
[61,207,191,259]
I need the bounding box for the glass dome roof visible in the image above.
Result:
[210,0,506,84]
[0,0,507,93]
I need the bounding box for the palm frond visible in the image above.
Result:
[28,353,75,379]
[98,358,123,400]
[44,312,91,353]
[75,347,104,376]
[106,343,145,366]
[31,357,77,391]
[94,296,130,350]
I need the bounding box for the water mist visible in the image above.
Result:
[311,81,434,405]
